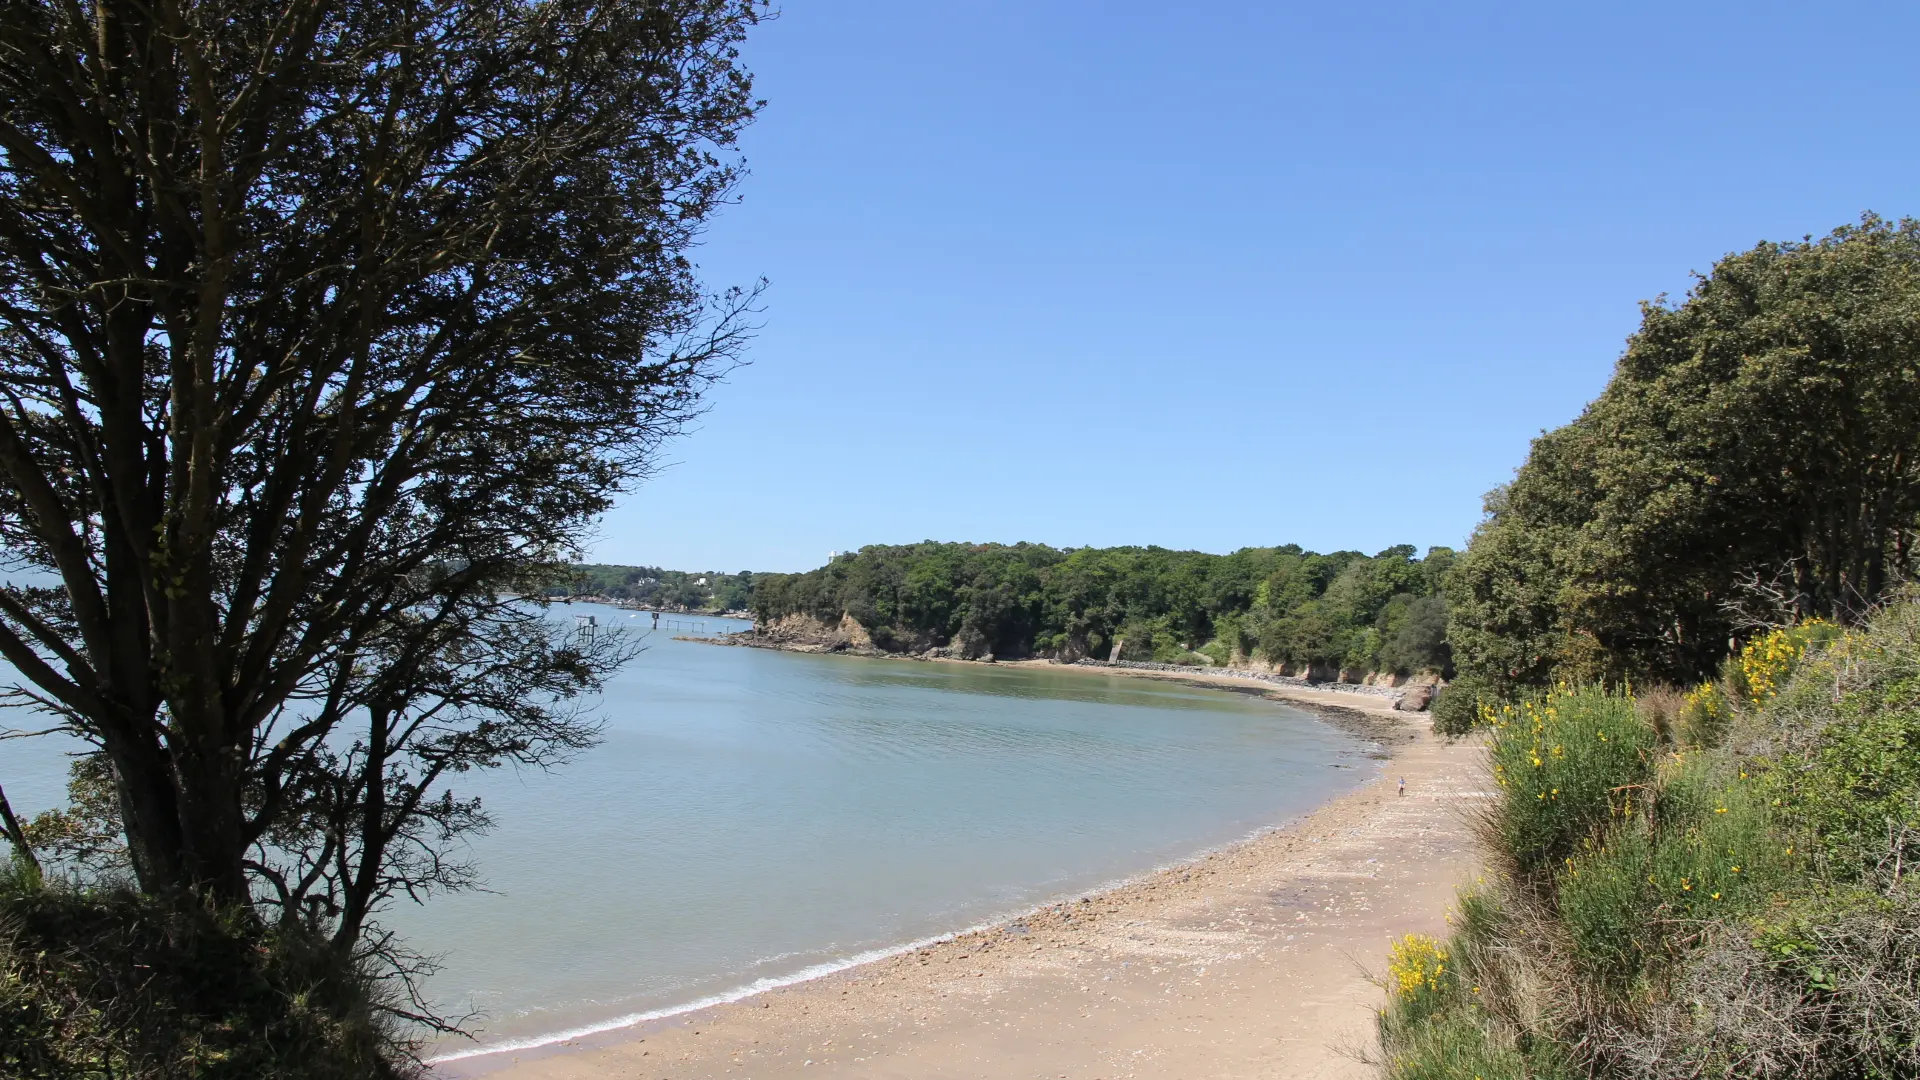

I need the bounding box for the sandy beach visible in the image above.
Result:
[440,669,1483,1080]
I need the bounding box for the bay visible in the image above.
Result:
[0,603,1378,1059]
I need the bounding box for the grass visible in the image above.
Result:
[1376,887,1577,1080]
[1378,1008,1542,1080]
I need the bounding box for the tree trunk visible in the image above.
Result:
[171,741,253,905]
[100,732,190,895]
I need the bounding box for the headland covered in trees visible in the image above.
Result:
[746,541,1454,682]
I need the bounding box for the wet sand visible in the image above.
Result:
[439,676,1482,1080]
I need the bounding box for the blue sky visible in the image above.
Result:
[591,1,1920,574]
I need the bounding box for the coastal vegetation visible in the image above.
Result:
[1384,219,1920,1078]
[0,0,764,1073]
[560,564,756,612]
[1381,612,1920,1079]
[750,541,1455,678]
[1,861,408,1078]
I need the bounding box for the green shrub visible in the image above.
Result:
[1375,603,1920,1077]
[1557,819,1656,991]
[1726,621,1847,710]
[1556,756,1790,993]
[1488,686,1657,878]
[1617,888,1920,1079]
[1382,933,1461,1026]
[1431,674,1498,736]
[1677,680,1733,748]
[1766,682,1920,889]
[1377,901,1576,1080]
[1646,758,1791,919]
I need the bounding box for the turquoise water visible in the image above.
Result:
[0,604,1376,1059]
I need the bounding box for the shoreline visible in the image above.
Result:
[693,631,1430,734]
[437,686,1481,1080]
[429,799,1362,1070]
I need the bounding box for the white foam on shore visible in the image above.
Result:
[426,925,981,1064]
[430,712,1387,1066]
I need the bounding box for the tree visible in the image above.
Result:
[1376,594,1449,677]
[1450,217,1920,685]
[0,0,761,956]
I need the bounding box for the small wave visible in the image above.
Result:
[426,929,966,1064]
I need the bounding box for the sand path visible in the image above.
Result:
[445,676,1484,1080]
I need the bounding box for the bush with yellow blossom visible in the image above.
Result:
[1485,685,1656,877]
[1385,934,1452,1020]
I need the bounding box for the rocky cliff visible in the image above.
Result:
[751,612,877,653]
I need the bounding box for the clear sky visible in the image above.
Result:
[590,0,1920,574]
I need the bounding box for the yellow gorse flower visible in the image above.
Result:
[1738,626,1806,702]
[1386,934,1450,999]
[1736,619,1850,704]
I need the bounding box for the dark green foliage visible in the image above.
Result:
[0,0,765,1066]
[0,870,410,1079]
[751,541,1456,676]
[19,754,126,874]
[1449,217,1920,688]
[1430,673,1498,736]
[1379,595,1453,678]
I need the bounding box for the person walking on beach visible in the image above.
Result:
[1398,776,1406,797]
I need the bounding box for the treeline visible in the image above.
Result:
[750,541,1455,678]
[559,564,756,613]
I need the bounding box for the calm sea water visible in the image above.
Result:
[0,604,1376,1058]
